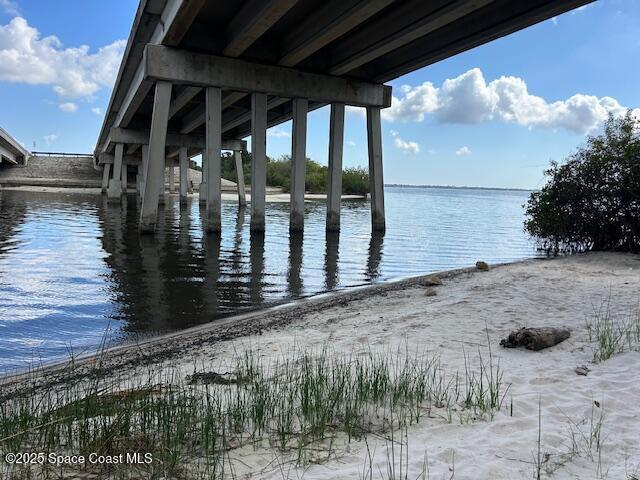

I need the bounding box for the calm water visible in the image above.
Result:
[0,186,538,371]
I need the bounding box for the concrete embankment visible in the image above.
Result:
[0,155,102,188]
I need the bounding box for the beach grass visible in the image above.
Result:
[0,343,509,479]
[586,298,640,362]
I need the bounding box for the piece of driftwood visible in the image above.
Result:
[500,327,570,351]
[422,275,442,286]
[476,261,490,271]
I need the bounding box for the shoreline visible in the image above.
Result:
[0,259,518,389]
[3,252,639,478]
[0,185,367,201]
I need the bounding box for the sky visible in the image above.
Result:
[0,0,638,189]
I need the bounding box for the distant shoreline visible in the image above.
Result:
[385,183,535,192]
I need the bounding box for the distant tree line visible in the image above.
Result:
[525,111,640,253]
[218,152,370,196]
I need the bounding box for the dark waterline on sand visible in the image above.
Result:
[0,186,539,371]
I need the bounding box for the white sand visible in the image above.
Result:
[5,253,640,479]
[185,253,640,479]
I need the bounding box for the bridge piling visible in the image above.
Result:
[290,98,308,232]
[101,163,111,193]
[326,103,345,232]
[179,146,189,204]
[168,164,175,193]
[107,143,124,202]
[121,158,128,194]
[234,150,246,207]
[140,144,148,201]
[251,92,267,232]
[199,146,208,205]
[139,81,172,233]
[367,106,385,232]
[205,87,222,233]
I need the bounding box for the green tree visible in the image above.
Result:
[525,111,640,253]
[220,151,370,196]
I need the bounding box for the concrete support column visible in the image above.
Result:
[121,158,128,194]
[199,150,208,205]
[140,144,149,200]
[205,87,222,232]
[168,164,175,193]
[101,163,111,194]
[139,81,172,232]
[179,146,189,204]
[136,169,142,194]
[366,106,386,232]
[326,103,345,231]
[234,151,246,207]
[251,92,267,232]
[107,143,124,202]
[289,98,308,232]
[158,160,166,205]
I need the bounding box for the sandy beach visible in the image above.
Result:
[3,252,639,479]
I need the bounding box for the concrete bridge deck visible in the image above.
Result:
[95,0,593,233]
[0,127,29,166]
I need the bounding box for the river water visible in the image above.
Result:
[0,186,539,371]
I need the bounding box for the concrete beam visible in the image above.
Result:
[0,144,18,165]
[105,127,245,152]
[280,0,394,67]
[143,45,392,108]
[180,91,250,134]
[365,0,595,83]
[328,0,495,76]
[101,0,205,137]
[113,64,153,130]
[161,0,207,47]
[169,86,202,119]
[0,126,29,164]
[224,0,299,57]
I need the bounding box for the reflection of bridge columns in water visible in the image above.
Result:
[249,231,265,305]
[324,232,340,291]
[96,193,388,333]
[287,232,304,297]
[366,232,385,282]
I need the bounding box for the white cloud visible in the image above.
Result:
[59,102,77,113]
[456,146,471,156]
[91,107,102,116]
[0,0,19,16]
[267,126,290,138]
[383,67,638,134]
[43,133,58,145]
[390,130,419,154]
[346,140,356,147]
[0,17,125,98]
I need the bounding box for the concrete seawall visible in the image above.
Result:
[0,156,214,191]
[0,155,102,188]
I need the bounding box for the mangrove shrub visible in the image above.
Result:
[525,112,640,253]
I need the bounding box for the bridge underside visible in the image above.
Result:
[0,127,29,166]
[95,0,593,233]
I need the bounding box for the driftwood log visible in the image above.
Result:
[500,327,570,351]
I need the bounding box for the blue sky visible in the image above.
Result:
[0,0,638,189]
